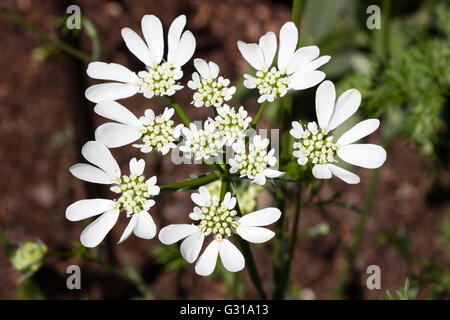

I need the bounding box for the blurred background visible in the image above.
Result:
[0,0,449,299]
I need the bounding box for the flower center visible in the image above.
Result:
[232,144,270,177]
[184,128,223,160]
[198,195,238,240]
[111,174,151,216]
[293,122,339,165]
[214,106,250,144]
[192,77,231,107]
[139,115,177,152]
[137,62,178,97]
[255,67,290,98]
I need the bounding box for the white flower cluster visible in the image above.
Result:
[210,104,252,146]
[188,59,236,107]
[179,121,225,160]
[250,67,291,102]
[136,62,183,98]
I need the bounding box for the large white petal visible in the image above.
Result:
[194,58,210,78]
[118,214,138,244]
[277,22,298,70]
[195,240,219,276]
[208,61,219,78]
[258,32,277,68]
[263,168,284,178]
[315,80,336,129]
[121,27,152,66]
[327,89,361,131]
[237,41,264,70]
[87,62,138,83]
[158,224,198,244]
[129,158,145,176]
[66,199,115,221]
[180,231,205,263]
[302,55,331,72]
[94,100,141,127]
[95,123,141,148]
[80,209,119,248]
[289,70,325,90]
[141,15,164,65]
[170,30,196,67]
[239,208,281,227]
[312,164,332,179]
[167,15,186,63]
[85,83,138,103]
[286,46,319,75]
[337,144,387,169]
[236,226,275,243]
[133,211,156,239]
[218,239,245,272]
[326,164,360,184]
[81,141,121,178]
[69,163,115,184]
[337,119,380,145]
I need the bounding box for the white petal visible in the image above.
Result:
[141,15,164,64]
[277,22,298,70]
[69,163,115,184]
[170,31,196,68]
[286,46,320,75]
[87,62,138,83]
[315,80,336,129]
[66,199,115,221]
[167,15,186,63]
[180,231,205,263]
[337,144,387,169]
[208,61,219,78]
[81,141,120,178]
[94,100,141,127]
[158,224,198,244]
[239,207,281,227]
[133,211,156,239]
[237,41,264,70]
[302,55,331,72]
[218,239,245,272]
[337,119,380,145]
[236,226,275,243]
[258,31,277,68]
[198,186,211,202]
[194,58,210,78]
[121,27,152,66]
[326,164,360,184]
[253,173,266,185]
[129,158,145,176]
[195,240,219,276]
[80,209,119,248]
[118,214,138,244]
[312,164,332,179]
[289,70,325,90]
[327,89,361,131]
[263,168,284,178]
[85,83,138,103]
[95,123,141,148]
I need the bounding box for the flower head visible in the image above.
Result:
[290,80,387,183]
[159,187,281,276]
[210,104,252,146]
[94,100,182,155]
[66,141,159,247]
[10,241,47,274]
[187,58,236,107]
[85,15,196,102]
[238,22,330,103]
[179,121,225,160]
[229,135,284,185]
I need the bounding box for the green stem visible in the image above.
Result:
[0,4,92,62]
[167,96,190,126]
[250,101,268,128]
[291,0,303,27]
[159,172,218,196]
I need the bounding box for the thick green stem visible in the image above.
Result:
[167,96,190,126]
[159,172,218,196]
[250,101,268,128]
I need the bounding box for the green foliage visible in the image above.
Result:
[383,278,415,300]
[439,217,450,249]
[151,244,188,272]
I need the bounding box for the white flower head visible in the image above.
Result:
[290,80,387,184]
[159,187,281,276]
[209,104,252,146]
[179,121,225,161]
[187,58,236,108]
[238,21,330,103]
[94,100,183,155]
[229,135,284,185]
[66,141,160,247]
[85,15,196,102]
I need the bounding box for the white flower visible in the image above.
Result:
[179,121,225,160]
[66,141,160,247]
[238,21,330,103]
[209,104,252,146]
[85,15,196,102]
[229,135,284,185]
[158,187,281,276]
[290,80,387,184]
[94,100,183,155]
[187,58,236,107]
